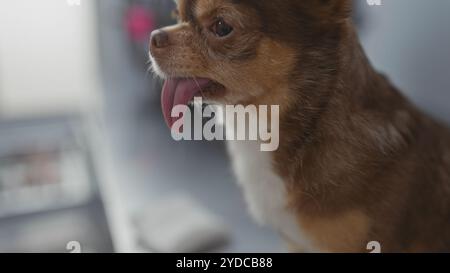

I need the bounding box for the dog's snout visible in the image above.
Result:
[151,30,169,50]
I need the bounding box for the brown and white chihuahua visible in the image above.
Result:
[149,0,450,252]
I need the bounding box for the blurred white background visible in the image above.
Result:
[0,0,102,117]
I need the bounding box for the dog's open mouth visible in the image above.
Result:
[161,78,225,128]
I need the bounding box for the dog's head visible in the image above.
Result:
[149,0,352,127]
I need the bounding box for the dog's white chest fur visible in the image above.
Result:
[226,139,314,250]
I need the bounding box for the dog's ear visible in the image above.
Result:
[302,0,352,23]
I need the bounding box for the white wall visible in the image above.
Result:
[0,0,102,118]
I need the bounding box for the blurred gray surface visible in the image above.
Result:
[0,116,114,252]
[359,0,450,123]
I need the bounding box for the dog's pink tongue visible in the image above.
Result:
[161,78,210,128]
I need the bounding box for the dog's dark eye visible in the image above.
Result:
[211,18,233,37]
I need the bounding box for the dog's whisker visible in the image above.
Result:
[192,77,217,114]
[192,77,206,97]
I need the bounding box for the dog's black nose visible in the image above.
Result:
[151,29,169,49]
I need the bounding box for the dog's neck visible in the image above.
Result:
[273,22,415,210]
[279,23,376,147]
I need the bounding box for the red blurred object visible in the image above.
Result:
[125,4,156,43]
